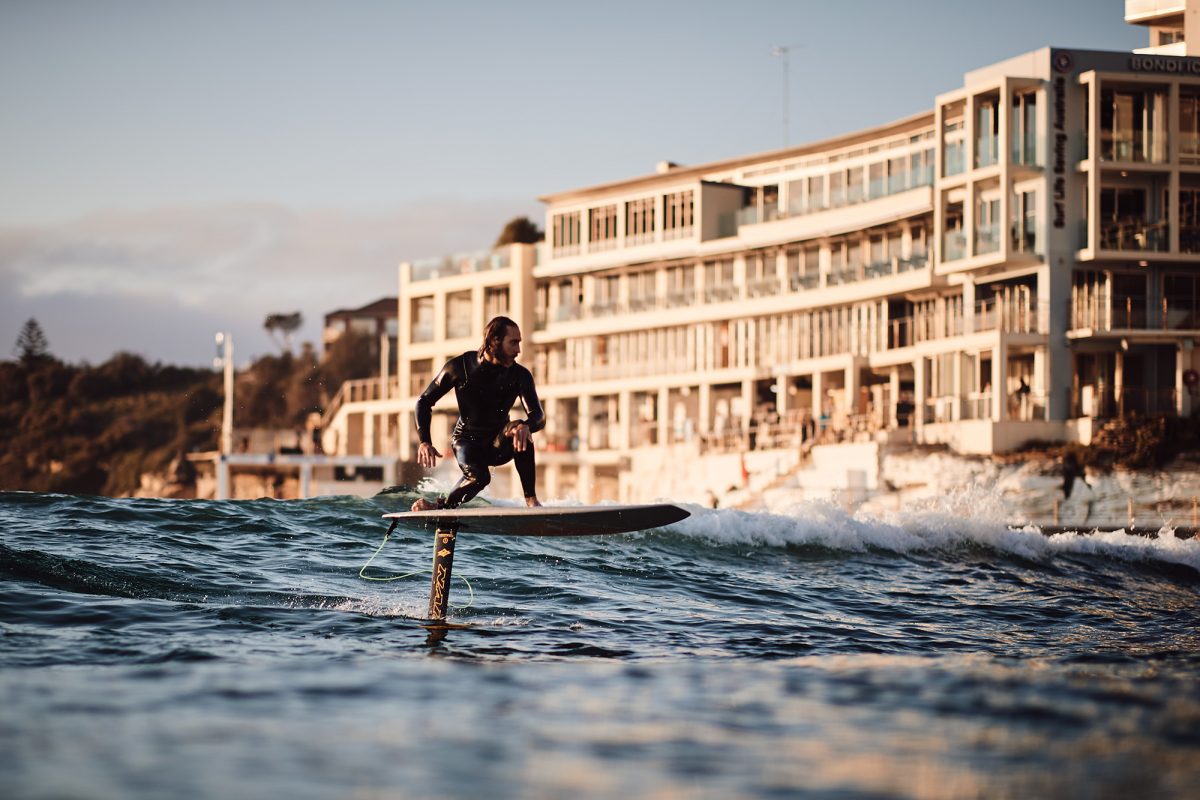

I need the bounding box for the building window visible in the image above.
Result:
[829,170,846,208]
[976,93,1000,169]
[555,278,582,322]
[1165,273,1200,328]
[552,211,581,256]
[1012,91,1038,166]
[976,194,1001,254]
[1100,85,1169,163]
[1180,182,1200,253]
[1159,28,1185,46]
[588,204,618,252]
[888,156,907,194]
[1012,189,1038,255]
[944,200,966,261]
[1100,185,1168,251]
[807,174,826,211]
[746,250,779,297]
[484,286,509,322]
[943,103,966,177]
[626,197,656,245]
[411,296,434,343]
[663,190,695,239]
[866,234,889,278]
[588,274,620,317]
[349,318,376,336]
[1181,90,1200,165]
[761,184,780,221]
[786,179,805,215]
[666,264,695,308]
[703,258,736,303]
[869,162,886,199]
[846,168,864,205]
[410,358,434,396]
[911,148,934,186]
[1112,272,1148,328]
[629,270,657,312]
[446,290,473,339]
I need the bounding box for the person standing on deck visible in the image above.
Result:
[411,316,544,511]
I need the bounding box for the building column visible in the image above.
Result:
[914,358,926,436]
[1041,260,1071,421]
[844,362,861,417]
[811,371,824,434]
[1179,342,1194,417]
[953,352,964,421]
[383,459,396,489]
[962,279,976,335]
[889,367,901,428]
[542,397,558,449]
[579,463,595,505]
[1170,82,1181,254]
[618,391,632,451]
[217,456,230,500]
[657,386,671,446]
[1033,348,1047,420]
[699,383,712,437]
[1115,349,1126,415]
[364,413,376,457]
[399,410,413,461]
[992,345,1007,421]
[299,462,312,498]
[578,395,591,453]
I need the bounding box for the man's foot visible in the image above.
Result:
[525,496,542,508]
[411,497,439,512]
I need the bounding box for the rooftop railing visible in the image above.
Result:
[898,253,928,272]
[746,276,782,298]
[975,297,1042,334]
[1099,219,1169,252]
[704,284,740,303]
[1072,295,1200,331]
[975,223,1001,255]
[943,231,967,261]
[410,249,511,282]
[789,272,820,291]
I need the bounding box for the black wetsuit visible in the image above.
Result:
[415,351,545,507]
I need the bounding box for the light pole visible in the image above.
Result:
[771,44,799,149]
[214,332,234,455]
[214,332,234,499]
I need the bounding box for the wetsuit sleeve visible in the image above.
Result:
[518,369,545,434]
[415,358,461,444]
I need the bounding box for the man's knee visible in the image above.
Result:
[463,465,491,489]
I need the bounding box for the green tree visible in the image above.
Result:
[494,216,544,247]
[14,318,50,365]
[264,312,303,353]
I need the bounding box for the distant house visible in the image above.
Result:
[323,297,398,362]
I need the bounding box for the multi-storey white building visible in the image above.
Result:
[325,2,1200,503]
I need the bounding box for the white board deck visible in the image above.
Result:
[382,503,690,537]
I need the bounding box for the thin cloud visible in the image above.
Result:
[0,198,539,365]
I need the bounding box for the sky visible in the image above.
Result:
[0,0,1145,367]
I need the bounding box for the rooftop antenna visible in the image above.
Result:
[771,44,799,148]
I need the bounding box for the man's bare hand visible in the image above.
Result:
[508,421,532,452]
[417,442,441,469]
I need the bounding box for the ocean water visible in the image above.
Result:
[2,489,1200,799]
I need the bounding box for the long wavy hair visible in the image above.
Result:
[479,316,518,360]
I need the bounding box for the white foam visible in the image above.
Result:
[668,489,1200,573]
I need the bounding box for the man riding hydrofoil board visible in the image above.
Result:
[411,315,544,511]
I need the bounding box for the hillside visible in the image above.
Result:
[0,330,377,496]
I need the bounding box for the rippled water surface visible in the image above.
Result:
[2,489,1200,798]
